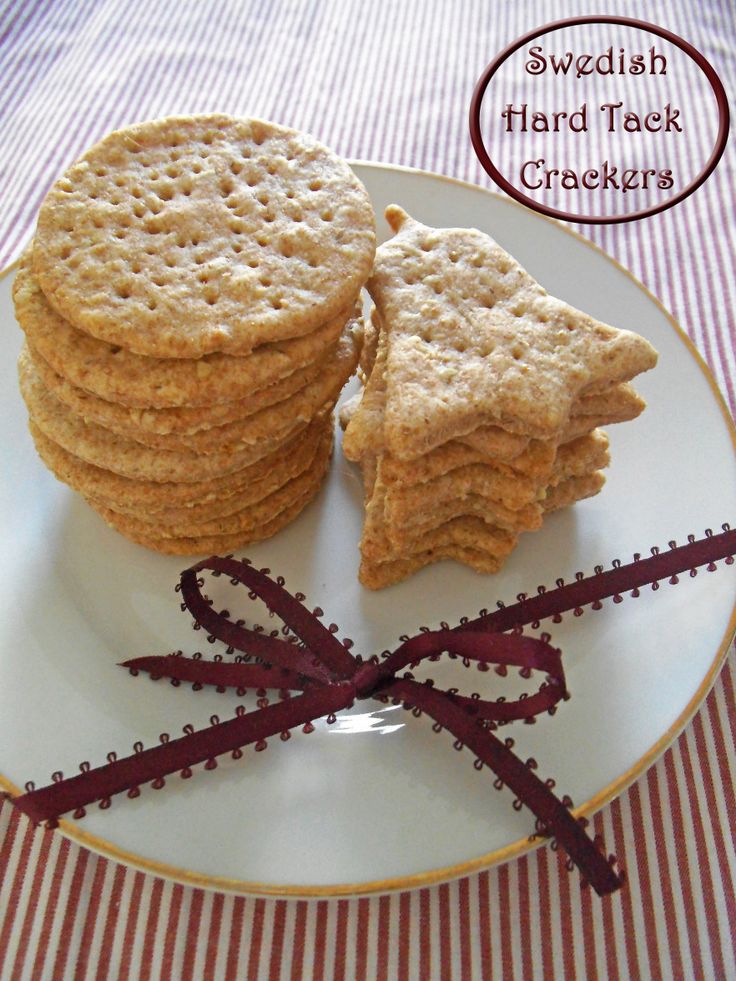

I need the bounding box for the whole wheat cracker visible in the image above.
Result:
[561,405,646,442]
[91,485,323,556]
[379,430,609,538]
[381,429,608,518]
[346,342,541,562]
[543,471,606,511]
[341,348,531,464]
[359,466,608,589]
[19,349,311,483]
[345,376,636,474]
[33,115,376,357]
[362,528,516,566]
[370,206,657,458]
[28,335,327,436]
[342,379,630,472]
[338,392,362,435]
[87,428,333,523]
[29,414,331,510]
[382,470,609,540]
[550,430,610,483]
[25,319,359,452]
[438,426,530,462]
[438,387,633,458]
[383,458,546,518]
[379,437,554,487]
[92,433,332,539]
[574,382,645,420]
[115,323,358,452]
[341,318,631,476]
[359,546,507,590]
[360,492,518,562]
[361,455,543,544]
[429,398,620,459]
[342,315,615,492]
[342,323,390,462]
[342,323,535,468]
[385,485,543,537]
[14,251,356,409]
[358,307,381,380]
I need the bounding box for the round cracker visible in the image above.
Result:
[28,413,333,510]
[13,252,354,408]
[19,348,302,482]
[26,319,359,452]
[28,330,331,436]
[91,427,333,524]
[90,485,323,556]
[92,427,332,538]
[33,115,375,357]
[88,444,331,554]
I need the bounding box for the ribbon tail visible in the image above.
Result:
[464,526,736,633]
[390,679,622,896]
[12,684,352,826]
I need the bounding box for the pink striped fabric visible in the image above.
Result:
[1,1,734,977]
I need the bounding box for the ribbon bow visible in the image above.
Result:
[11,526,736,897]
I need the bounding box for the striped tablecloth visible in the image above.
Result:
[1,1,734,977]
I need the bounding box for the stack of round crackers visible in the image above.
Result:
[15,115,375,554]
[343,207,658,589]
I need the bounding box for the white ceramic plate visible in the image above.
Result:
[1,163,735,897]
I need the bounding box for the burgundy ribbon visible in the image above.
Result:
[10,525,736,896]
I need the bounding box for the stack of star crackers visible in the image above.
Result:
[14,115,375,554]
[342,207,658,588]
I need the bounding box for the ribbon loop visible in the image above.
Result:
[374,629,567,724]
[386,629,564,682]
[185,558,356,680]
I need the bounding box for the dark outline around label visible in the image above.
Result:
[469,15,730,224]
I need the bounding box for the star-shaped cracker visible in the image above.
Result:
[369,206,658,459]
